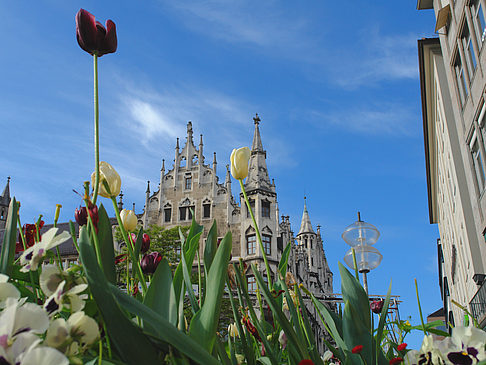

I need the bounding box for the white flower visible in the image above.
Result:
[440,325,486,364]
[45,312,99,356]
[230,147,251,180]
[322,350,333,362]
[67,311,99,346]
[39,265,64,296]
[0,298,50,364]
[20,228,70,272]
[44,281,88,315]
[0,274,20,307]
[21,346,69,365]
[278,330,287,349]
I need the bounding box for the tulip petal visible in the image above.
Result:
[100,20,117,56]
[75,9,97,55]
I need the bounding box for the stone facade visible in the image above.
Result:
[418,0,486,328]
[140,116,334,351]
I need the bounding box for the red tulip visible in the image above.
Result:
[370,299,384,314]
[140,252,162,275]
[298,361,314,365]
[75,203,99,228]
[141,233,150,253]
[389,357,403,365]
[352,345,363,354]
[76,9,117,56]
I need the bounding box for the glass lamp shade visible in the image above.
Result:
[343,245,382,273]
[342,220,380,247]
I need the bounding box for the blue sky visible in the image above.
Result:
[1,1,440,347]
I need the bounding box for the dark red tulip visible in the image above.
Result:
[389,357,403,365]
[75,206,88,226]
[76,9,117,57]
[140,252,162,275]
[141,233,150,253]
[352,345,363,354]
[15,221,44,253]
[370,299,384,314]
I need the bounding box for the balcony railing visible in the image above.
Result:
[470,280,486,324]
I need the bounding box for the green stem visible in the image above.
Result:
[92,54,100,205]
[352,247,360,282]
[415,279,427,336]
[196,249,203,306]
[111,197,147,294]
[17,216,38,302]
[239,179,272,289]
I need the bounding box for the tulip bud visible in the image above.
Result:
[228,323,239,338]
[230,147,251,180]
[352,345,363,354]
[140,252,162,275]
[75,206,88,226]
[91,161,121,198]
[141,233,150,253]
[120,209,137,232]
[54,204,62,224]
[370,299,384,314]
[278,330,287,349]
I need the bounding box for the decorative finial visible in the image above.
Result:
[200,134,203,145]
[176,137,180,149]
[253,113,260,125]
[7,177,10,183]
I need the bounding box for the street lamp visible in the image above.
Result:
[342,212,382,294]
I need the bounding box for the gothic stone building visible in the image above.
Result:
[140,116,334,351]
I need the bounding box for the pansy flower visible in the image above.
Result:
[20,228,70,272]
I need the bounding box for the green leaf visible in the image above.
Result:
[180,236,200,313]
[109,283,220,365]
[133,228,143,262]
[294,285,321,364]
[252,267,308,360]
[278,242,291,277]
[257,358,272,365]
[189,231,232,352]
[339,262,371,330]
[375,281,392,353]
[97,204,116,284]
[203,220,218,272]
[309,292,346,352]
[0,198,18,276]
[173,221,203,306]
[78,227,161,364]
[144,258,177,326]
[342,301,372,365]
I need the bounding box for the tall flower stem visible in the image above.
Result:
[110,196,147,294]
[16,216,38,302]
[92,54,100,205]
[239,179,272,289]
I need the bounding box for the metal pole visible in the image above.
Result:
[362,271,369,295]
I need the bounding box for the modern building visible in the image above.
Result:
[418,0,486,328]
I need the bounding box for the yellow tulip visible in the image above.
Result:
[91,161,121,198]
[228,323,239,338]
[120,209,137,232]
[230,147,251,180]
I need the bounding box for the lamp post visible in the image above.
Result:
[342,212,382,295]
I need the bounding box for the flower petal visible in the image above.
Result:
[75,9,97,55]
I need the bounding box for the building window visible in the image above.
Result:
[262,201,270,218]
[471,0,486,46]
[247,235,256,255]
[246,199,255,218]
[203,203,211,218]
[262,235,271,255]
[247,276,256,293]
[454,54,468,106]
[185,176,192,190]
[164,207,172,223]
[179,206,194,221]
[311,257,314,266]
[461,24,478,78]
[470,133,486,191]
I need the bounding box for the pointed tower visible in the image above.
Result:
[240,115,279,280]
[0,177,11,229]
[296,197,318,272]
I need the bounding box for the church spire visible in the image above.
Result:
[298,197,315,235]
[0,177,11,206]
[245,114,273,192]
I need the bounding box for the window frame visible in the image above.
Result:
[262,234,271,255]
[261,200,270,218]
[247,234,256,255]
